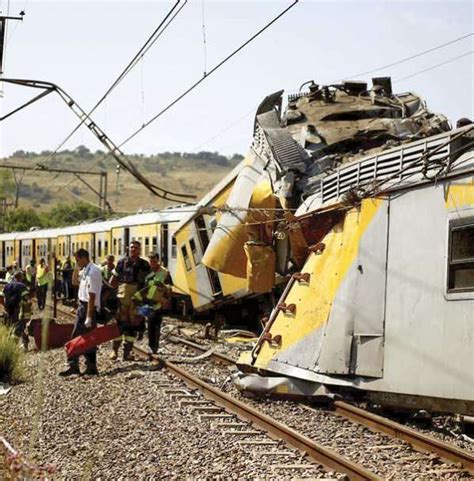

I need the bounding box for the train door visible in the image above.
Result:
[18,240,23,268]
[124,228,130,256]
[160,224,169,267]
[1,241,5,271]
[91,233,96,262]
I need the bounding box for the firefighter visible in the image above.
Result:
[133,252,171,355]
[59,248,102,377]
[2,271,29,348]
[109,240,150,361]
[36,258,52,311]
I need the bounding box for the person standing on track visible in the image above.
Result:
[25,259,37,294]
[61,256,74,300]
[2,271,30,349]
[36,258,52,311]
[109,240,150,361]
[133,252,171,355]
[59,248,102,377]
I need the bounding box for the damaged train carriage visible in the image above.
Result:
[183,77,473,415]
[178,77,454,318]
[236,123,474,415]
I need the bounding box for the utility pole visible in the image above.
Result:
[0,163,112,214]
[0,11,24,75]
[0,196,12,232]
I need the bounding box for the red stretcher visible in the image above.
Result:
[65,324,121,358]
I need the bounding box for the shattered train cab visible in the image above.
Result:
[172,154,284,321]
[235,78,474,415]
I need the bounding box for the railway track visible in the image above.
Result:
[162,333,474,478]
[133,344,379,481]
[50,304,474,478]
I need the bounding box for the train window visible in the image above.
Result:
[171,238,177,259]
[195,216,210,251]
[145,237,150,255]
[113,238,117,255]
[118,239,123,255]
[189,238,200,265]
[98,241,102,258]
[104,240,109,255]
[448,223,474,292]
[152,236,158,253]
[86,241,89,251]
[181,245,191,271]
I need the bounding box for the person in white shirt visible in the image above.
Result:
[59,248,102,377]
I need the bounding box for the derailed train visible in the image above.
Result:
[1,77,473,414]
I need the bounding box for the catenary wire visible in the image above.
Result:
[394,50,473,83]
[43,0,185,164]
[59,1,298,202]
[340,32,473,80]
[114,0,299,151]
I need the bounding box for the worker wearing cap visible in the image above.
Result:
[59,248,102,377]
[133,252,171,355]
[109,240,150,361]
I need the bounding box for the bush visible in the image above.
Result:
[0,325,25,384]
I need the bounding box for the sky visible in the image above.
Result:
[0,0,472,160]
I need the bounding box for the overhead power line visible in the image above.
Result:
[45,0,186,162]
[342,32,473,80]
[395,50,473,83]
[115,0,299,152]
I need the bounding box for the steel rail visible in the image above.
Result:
[167,332,474,476]
[167,335,235,365]
[332,401,474,475]
[49,306,474,475]
[132,345,380,481]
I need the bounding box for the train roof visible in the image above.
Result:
[0,205,191,241]
[174,160,244,232]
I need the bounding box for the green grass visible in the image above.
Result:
[0,324,25,384]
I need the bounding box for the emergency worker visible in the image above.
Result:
[59,248,102,377]
[2,272,29,347]
[109,240,150,361]
[61,257,74,299]
[133,252,171,354]
[101,255,115,283]
[4,265,14,284]
[25,260,36,293]
[36,258,52,311]
[100,255,118,322]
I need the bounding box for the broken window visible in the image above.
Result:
[171,238,177,260]
[181,245,191,271]
[189,238,200,265]
[448,223,474,292]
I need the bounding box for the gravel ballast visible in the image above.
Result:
[0,345,337,479]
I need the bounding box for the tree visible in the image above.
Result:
[75,145,92,159]
[45,201,102,227]
[5,208,43,232]
[0,170,15,197]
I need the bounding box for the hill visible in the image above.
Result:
[0,147,243,214]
